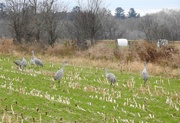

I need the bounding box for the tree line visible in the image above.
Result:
[115,7,140,19]
[0,0,180,50]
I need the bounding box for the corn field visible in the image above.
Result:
[0,55,179,122]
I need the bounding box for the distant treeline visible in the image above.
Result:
[0,0,179,50]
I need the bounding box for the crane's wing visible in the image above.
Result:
[35,58,43,67]
[21,58,27,67]
[13,60,22,66]
[142,70,148,81]
[54,69,63,80]
[30,59,35,65]
[106,73,116,83]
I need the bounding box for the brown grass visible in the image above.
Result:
[0,38,179,79]
[45,44,75,57]
[0,38,14,54]
[85,41,115,60]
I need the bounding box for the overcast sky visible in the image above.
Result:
[68,0,180,16]
[0,0,179,16]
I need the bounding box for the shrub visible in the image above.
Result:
[45,44,75,57]
[132,41,157,62]
[0,39,14,54]
[131,41,180,68]
[114,47,138,63]
[156,44,180,68]
[85,41,115,60]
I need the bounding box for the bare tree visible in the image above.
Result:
[139,10,180,42]
[40,0,66,46]
[100,14,119,39]
[165,10,180,40]
[28,0,42,42]
[5,0,30,44]
[139,14,156,41]
[70,0,108,50]
[4,0,67,45]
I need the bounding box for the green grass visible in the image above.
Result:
[0,55,179,122]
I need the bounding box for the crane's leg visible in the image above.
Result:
[21,66,24,72]
[144,80,147,86]
[58,80,60,87]
[109,82,113,89]
[110,82,113,86]
[113,82,116,88]
[35,65,39,70]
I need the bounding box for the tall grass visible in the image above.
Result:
[0,38,179,78]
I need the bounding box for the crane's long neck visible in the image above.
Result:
[144,62,147,70]
[105,69,108,75]
[22,53,25,59]
[61,63,66,70]
[32,51,35,58]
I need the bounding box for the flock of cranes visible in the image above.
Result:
[104,62,148,86]
[13,51,43,70]
[13,52,27,70]
[13,51,148,87]
[13,50,67,87]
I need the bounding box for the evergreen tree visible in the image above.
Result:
[72,6,81,12]
[128,8,138,18]
[115,7,125,19]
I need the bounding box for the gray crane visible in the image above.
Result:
[21,53,27,70]
[13,53,27,70]
[105,68,116,85]
[141,62,148,85]
[13,60,22,69]
[54,61,67,87]
[30,56,35,68]
[31,50,43,67]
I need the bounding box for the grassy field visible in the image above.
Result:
[0,55,179,123]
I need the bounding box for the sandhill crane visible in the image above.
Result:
[31,50,43,67]
[54,61,67,87]
[21,52,27,70]
[30,56,35,68]
[105,68,116,85]
[141,62,148,85]
[13,60,22,69]
[13,53,27,70]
